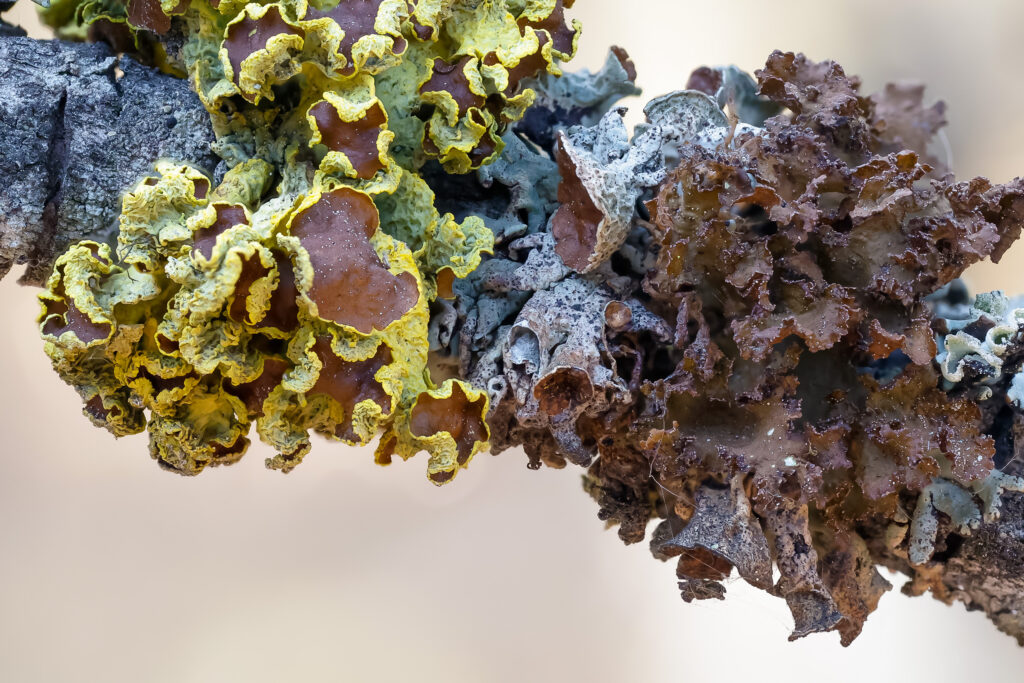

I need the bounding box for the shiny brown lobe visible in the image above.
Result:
[224,6,304,86]
[310,100,387,178]
[310,337,393,439]
[410,383,487,467]
[193,204,248,260]
[420,57,484,114]
[551,135,602,271]
[289,189,418,334]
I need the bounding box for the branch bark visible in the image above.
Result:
[0,30,217,285]
[872,458,1024,645]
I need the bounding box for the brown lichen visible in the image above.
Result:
[410,381,488,467]
[289,188,419,334]
[310,100,388,179]
[445,49,1024,644]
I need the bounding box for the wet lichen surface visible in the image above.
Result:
[17,0,1024,646]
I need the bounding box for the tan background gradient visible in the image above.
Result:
[2,1,1023,680]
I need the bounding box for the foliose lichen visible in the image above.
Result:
[427,49,1024,643]
[39,0,582,482]
[27,0,1024,646]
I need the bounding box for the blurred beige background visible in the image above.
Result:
[2,1,1023,681]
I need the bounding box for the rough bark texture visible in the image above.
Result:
[874,458,1024,645]
[0,34,217,285]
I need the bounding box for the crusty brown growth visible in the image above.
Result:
[626,52,1021,639]
[411,382,487,466]
[310,337,392,439]
[870,82,947,165]
[310,100,387,178]
[307,0,402,74]
[193,204,248,260]
[290,188,418,333]
[756,50,868,150]
[550,136,602,270]
[224,6,304,86]
[420,56,484,114]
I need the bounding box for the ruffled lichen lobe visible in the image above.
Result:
[29,0,1024,647]
[430,48,1024,644]
[37,0,584,481]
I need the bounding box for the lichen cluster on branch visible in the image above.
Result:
[37,0,581,482]
[20,0,1024,646]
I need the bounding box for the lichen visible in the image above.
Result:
[428,49,1024,643]
[38,0,584,482]
[29,0,1024,646]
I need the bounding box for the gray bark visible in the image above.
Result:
[0,33,217,285]
[872,458,1024,645]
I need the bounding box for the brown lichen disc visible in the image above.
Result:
[224,6,304,85]
[310,100,387,178]
[290,188,418,334]
[410,383,487,466]
[42,297,110,343]
[193,204,248,260]
[254,252,300,332]
[309,337,393,439]
[420,56,485,114]
[225,357,290,416]
[306,0,403,74]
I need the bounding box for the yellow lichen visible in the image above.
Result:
[39,0,580,481]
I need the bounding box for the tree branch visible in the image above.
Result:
[0,32,216,285]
